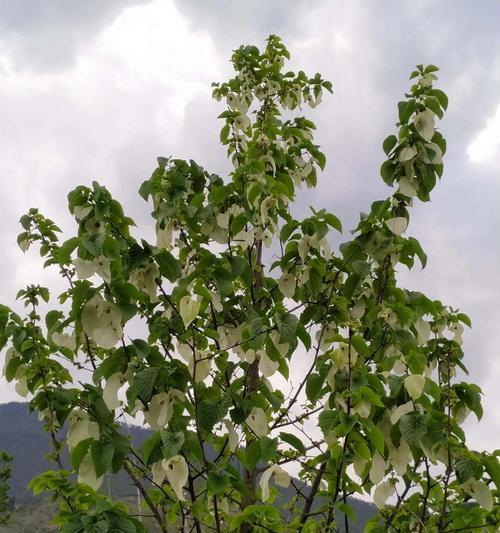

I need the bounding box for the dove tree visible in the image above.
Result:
[1,35,499,533]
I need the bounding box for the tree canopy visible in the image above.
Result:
[1,35,499,532]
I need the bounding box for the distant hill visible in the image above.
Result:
[0,402,148,503]
[0,402,376,531]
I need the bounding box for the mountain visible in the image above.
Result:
[0,402,376,531]
[0,402,148,503]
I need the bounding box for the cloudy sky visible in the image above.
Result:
[0,0,499,453]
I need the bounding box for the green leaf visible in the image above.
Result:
[70,439,93,470]
[483,455,500,490]
[368,427,385,455]
[428,88,448,110]
[457,312,472,328]
[380,160,396,184]
[318,410,337,434]
[230,213,248,236]
[213,266,233,295]
[110,432,130,473]
[352,260,370,278]
[220,124,231,144]
[260,436,278,462]
[140,431,162,464]
[91,440,114,478]
[398,100,415,124]
[296,322,311,351]
[382,135,398,155]
[324,213,342,233]
[399,412,427,447]
[207,471,231,496]
[352,440,371,461]
[424,96,443,119]
[155,250,181,283]
[198,399,227,432]
[228,256,246,277]
[279,432,306,454]
[134,367,160,402]
[455,457,482,484]
[408,237,427,269]
[161,431,185,460]
[315,151,326,171]
[306,373,324,403]
[275,312,298,342]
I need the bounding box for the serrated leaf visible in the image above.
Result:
[155,250,181,282]
[161,430,185,460]
[207,471,231,496]
[198,399,226,432]
[279,432,306,454]
[276,312,298,342]
[134,367,159,402]
[399,412,427,447]
[91,440,114,478]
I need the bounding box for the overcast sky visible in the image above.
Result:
[0,0,499,453]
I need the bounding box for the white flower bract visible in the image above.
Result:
[259,464,291,502]
[81,295,123,349]
[404,374,425,401]
[245,407,268,437]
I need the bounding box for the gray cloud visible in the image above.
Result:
[0,0,150,71]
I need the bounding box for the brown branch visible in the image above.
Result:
[124,461,167,533]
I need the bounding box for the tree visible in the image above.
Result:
[0,450,12,525]
[1,35,498,532]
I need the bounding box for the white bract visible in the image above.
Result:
[129,263,160,302]
[78,452,103,490]
[51,331,77,351]
[1,347,19,377]
[73,205,92,221]
[398,145,417,162]
[165,455,189,501]
[404,374,426,401]
[369,451,387,485]
[350,300,365,320]
[185,350,211,383]
[259,464,291,502]
[223,420,239,453]
[234,114,251,131]
[246,407,268,437]
[145,390,183,430]
[151,455,189,501]
[156,222,175,251]
[179,295,201,328]
[373,480,395,509]
[414,317,431,345]
[397,177,417,197]
[390,401,414,425]
[67,410,99,452]
[278,273,296,299]
[389,439,411,475]
[386,217,408,236]
[74,256,111,283]
[421,142,443,165]
[81,295,123,349]
[14,367,29,397]
[258,350,279,378]
[449,323,464,345]
[414,109,435,142]
[103,372,127,411]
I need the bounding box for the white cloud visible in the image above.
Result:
[467,102,500,163]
